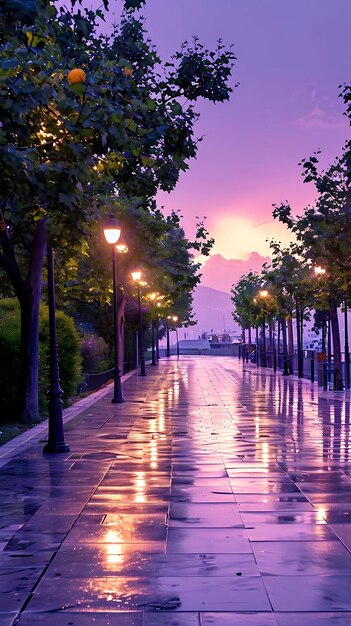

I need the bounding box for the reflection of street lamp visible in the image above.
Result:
[104,216,125,404]
[43,246,70,453]
[132,271,146,377]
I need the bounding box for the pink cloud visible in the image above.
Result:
[294,105,345,130]
[199,251,271,293]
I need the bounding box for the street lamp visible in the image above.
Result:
[147,292,157,366]
[104,215,125,404]
[116,241,128,254]
[172,315,180,358]
[165,318,170,357]
[43,246,70,454]
[314,267,327,354]
[258,290,268,367]
[314,266,326,276]
[132,271,146,376]
[345,299,350,389]
[156,301,163,362]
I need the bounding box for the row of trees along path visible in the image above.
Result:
[0,0,236,422]
[232,139,351,391]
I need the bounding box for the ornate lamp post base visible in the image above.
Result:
[44,441,70,453]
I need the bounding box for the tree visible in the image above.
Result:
[263,242,313,376]
[63,201,214,368]
[231,272,262,343]
[0,0,236,421]
[273,150,351,390]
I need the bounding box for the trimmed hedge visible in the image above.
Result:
[0,299,82,420]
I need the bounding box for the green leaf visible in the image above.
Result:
[123,0,146,9]
[59,192,76,208]
[141,156,156,167]
[146,98,157,111]
[68,82,86,96]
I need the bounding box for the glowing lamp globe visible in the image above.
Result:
[116,242,128,254]
[314,266,326,275]
[104,216,121,244]
[132,271,141,282]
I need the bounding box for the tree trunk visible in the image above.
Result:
[20,222,47,422]
[0,218,47,423]
[19,290,41,422]
[287,314,294,374]
[248,326,252,345]
[329,297,343,391]
[295,298,303,378]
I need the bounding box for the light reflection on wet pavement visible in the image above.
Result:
[2,356,351,624]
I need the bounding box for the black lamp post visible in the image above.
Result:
[43,246,70,454]
[345,299,350,389]
[166,319,170,357]
[151,318,157,365]
[261,315,267,367]
[171,315,180,358]
[327,310,332,365]
[147,293,157,366]
[282,317,290,376]
[295,296,303,378]
[258,290,269,368]
[132,271,146,376]
[174,327,180,358]
[322,313,327,353]
[156,317,160,361]
[314,266,327,357]
[104,216,125,404]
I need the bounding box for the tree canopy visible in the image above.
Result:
[0,0,237,420]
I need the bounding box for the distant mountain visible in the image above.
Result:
[180,285,240,340]
[178,252,270,340]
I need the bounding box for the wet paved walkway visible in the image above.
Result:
[2,356,351,625]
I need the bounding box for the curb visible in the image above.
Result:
[0,369,137,468]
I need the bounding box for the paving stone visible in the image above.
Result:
[1,357,351,622]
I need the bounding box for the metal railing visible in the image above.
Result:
[238,343,351,391]
[76,368,114,395]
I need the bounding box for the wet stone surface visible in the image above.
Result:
[2,357,351,624]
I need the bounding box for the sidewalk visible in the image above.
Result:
[1,356,351,625]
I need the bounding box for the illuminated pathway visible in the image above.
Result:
[2,356,351,624]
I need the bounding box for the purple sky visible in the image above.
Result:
[81,0,350,291]
[133,0,350,284]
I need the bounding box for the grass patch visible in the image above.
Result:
[0,422,35,445]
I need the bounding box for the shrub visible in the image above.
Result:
[0,300,21,419]
[81,335,112,373]
[0,299,82,420]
